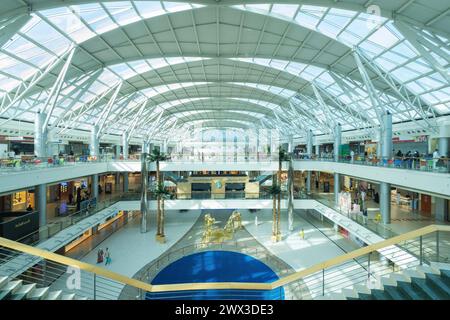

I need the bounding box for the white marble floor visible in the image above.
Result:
[241,209,359,271]
[48,209,201,299]
[47,207,391,299]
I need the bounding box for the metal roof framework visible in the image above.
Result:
[0,0,448,142]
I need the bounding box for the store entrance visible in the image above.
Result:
[225,183,245,199]
[191,183,211,199]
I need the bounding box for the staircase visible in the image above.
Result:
[0,276,88,300]
[320,263,450,300]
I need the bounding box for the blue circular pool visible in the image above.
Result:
[146,251,284,300]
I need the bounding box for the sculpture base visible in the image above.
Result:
[271,234,282,242]
[156,234,166,243]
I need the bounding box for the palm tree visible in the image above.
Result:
[149,148,170,239]
[154,183,171,242]
[268,183,281,241]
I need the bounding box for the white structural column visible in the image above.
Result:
[334,124,341,207]
[122,131,129,192]
[380,112,393,224]
[256,129,260,161]
[34,111,48,226]
[434,123,450,221]
[115,145,121,185]
[161,140,168,153]
[287,134,294,231]
[222,130,227,162]
[92,174,99,200]
[306,130,313,195]
[34,111,47,158]
[140,141,149,233]
[233,135,238,162]
[245,134,250,161]
[439,138,450,158]
[90,124,100,200]
[90,124,99,157]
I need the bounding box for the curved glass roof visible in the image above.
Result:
[0,1,449,142]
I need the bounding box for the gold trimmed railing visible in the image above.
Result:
[1,224,449,299]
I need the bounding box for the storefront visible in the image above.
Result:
[0,189,35,212]
[59,211,133,256]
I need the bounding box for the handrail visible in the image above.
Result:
[2,224,449,295]
[0,236,153,292]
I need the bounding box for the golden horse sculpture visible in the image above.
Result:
[201,211,242,245]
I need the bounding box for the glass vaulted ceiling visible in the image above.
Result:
[0,1,449,140]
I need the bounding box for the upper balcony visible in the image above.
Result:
[0,154,449,197]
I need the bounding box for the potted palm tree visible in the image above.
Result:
[268,183,281,242]
[149,148,170,242]
[154,183,171,243]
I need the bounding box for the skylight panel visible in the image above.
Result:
[404,60,433,74]
[134,1,165,18]
[271,4,299,19]
[421,92,440,104]
[374,56,399,71]
[40,6,95,43]
[103,2,140,26]
[391,67,421,82]
[415,77,444,91]
[342,16,378,44]
[0,55,36,79]
[0,77,21,92]
[88,14,117,34]
[367,25,400,49]
[245,4,270,12]
[163,2,193,13]
[434,104,450,114]
[295,7,325,29]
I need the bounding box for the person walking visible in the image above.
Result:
[299,228,305,240]
[433,149,440,170]
[104,248,111,265]
[97,248,104,264]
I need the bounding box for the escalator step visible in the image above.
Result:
[383,285,407,300]
[357,293,374,300]
[411,277,445,300]
[371,289,392,300]
[439,270,450,286]
[397,281,428,300]
[425,274,450,298]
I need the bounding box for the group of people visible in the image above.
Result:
[97,248,111,265]
[394,148,447,170]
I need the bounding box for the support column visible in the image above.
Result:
[334,124,341,207]
[92,174,99,200]
[380,112,392,224]
[434,197,449,222]
[287,135,294,231]
[233,135,237,162]
[245,134,250,161]
[35,184,47,227]
[306,130,313,195]
[34,111,47,158]
[256,129,260,161]
[90,124,99,158]
[438,137,449,158]
[161,139,168,153]
[122,132,129,159]
[222,130,227,162]
[140,145,149,233]
[35,112,48,226]
[122,132,129,192]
